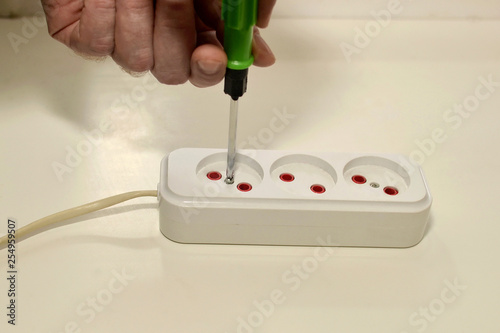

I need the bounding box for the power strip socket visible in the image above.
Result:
[158,148,432,247]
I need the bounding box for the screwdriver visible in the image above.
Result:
[222,0,258,184]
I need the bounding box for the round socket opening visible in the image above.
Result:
[279,173,295,182]
[384,186,399,196]
[237,182,252,192]
[206,171,222,181]
[310,184,326,194]
[352,175,367,184]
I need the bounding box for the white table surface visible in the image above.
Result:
[1,17,499,333]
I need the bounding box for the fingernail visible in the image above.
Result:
[198,61,224,75]
[253,32,275,65]
[254,32,273,55]
[257,17,271,29]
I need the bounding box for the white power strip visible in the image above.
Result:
[158,148,432,247]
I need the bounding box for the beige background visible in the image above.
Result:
[1,4,500,333]
[0,0,41,17]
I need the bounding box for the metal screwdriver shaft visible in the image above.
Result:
[222,0,257,185]
[225,98,239,184]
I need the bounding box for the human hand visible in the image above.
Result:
[41,0,276,87]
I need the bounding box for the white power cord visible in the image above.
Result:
[0,190,157,248]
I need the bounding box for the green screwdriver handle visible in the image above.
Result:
[222,0,258,70]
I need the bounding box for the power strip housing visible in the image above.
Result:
[158,148,432,247]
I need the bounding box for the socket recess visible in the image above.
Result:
[158,148,432,248]
[343,156,410,196]
[270,154,337,195]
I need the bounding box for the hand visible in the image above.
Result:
[41,0,276,87]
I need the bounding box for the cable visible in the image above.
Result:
[0,190,157,248]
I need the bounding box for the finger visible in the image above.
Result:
[193,0,221,30]
[112,0,154,72]
[194,13,212,33]
[252,28,275,67]
[193,0,224,45]
[189,31,227,88]
[152,0,196,85]
[257,0,276,28]
[43,0,116,56]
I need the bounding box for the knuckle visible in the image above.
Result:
[125,52,154,73]
[190,78,219,88]
[157,0,192,12]
[154,70,189,85]
[92,0,116,10]
[127,61,152,73]
[87,37,114,55]
[122,0,152,11]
